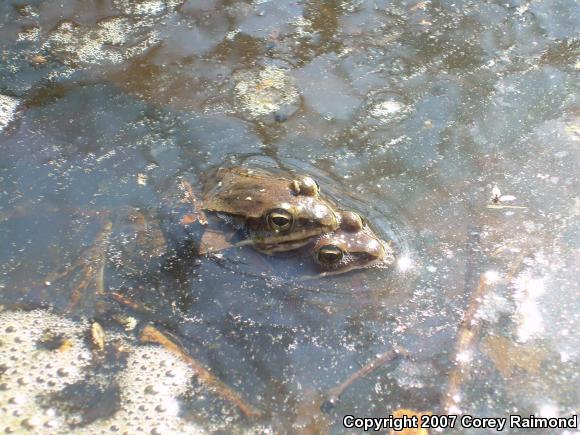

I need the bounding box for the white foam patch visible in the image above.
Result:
[0,95,19,132]
[0,310,206,434]
[92,346,203,434]
[16,26,41,42]
[0,310,91,433]
[234,66,300,118]
[44,17,160,66]
[113,0,167,16]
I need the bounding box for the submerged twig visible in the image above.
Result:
[441,273,490,414]
[505,251,526,282]
[108,291,155,314]
[139,324,261,420]
[0,200,58,223]
[321,346,408,413]
[40,218,113,312]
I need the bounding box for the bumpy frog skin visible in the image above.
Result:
[312,211,394,275]
[201,167,339,252]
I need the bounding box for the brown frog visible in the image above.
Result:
[312,211,394,276]
[200,166,340,253]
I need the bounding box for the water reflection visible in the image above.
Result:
[0,0,578,432]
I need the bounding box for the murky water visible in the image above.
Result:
[1,0,578,433]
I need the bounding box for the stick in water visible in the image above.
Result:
[321,346,408,413]
[139,324,261,420]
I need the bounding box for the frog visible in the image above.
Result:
[312,211,395,276]
[199,166,340,253]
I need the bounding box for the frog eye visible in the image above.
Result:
[266,209,294,232]
[317,245,344,264]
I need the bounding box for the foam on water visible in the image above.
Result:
[0,310,205,434]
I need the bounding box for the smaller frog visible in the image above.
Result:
[201,167,339,253]
[312,211,394,275]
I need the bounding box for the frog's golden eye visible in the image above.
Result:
[317,245,344,264]
[266,209,294,233]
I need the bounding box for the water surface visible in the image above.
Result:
[0,0,578,433]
